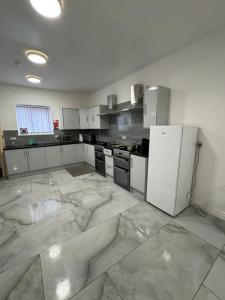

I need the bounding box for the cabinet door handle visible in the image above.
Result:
[144,103,147,115]
[130,158,133,168]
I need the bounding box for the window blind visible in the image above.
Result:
[16,105,53,134]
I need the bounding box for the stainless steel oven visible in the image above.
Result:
[95,144,105,176]
[113,149,130,190]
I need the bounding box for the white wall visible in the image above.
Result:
[90,27,225,219]
[0,83,89,130]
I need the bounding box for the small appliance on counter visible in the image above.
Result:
[84,134,96,145]
[79,134,84,143]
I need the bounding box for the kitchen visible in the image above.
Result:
[0,1,225,300]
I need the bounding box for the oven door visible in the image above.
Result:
[114,156,129,170]
[95,153,105,176]
[114,166,130,191]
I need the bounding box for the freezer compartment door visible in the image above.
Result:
[146,126,182,216]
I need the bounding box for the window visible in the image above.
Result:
[16,105,53,135]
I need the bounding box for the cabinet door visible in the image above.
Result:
[62,108,80,129]
[92,106,101,128]
[27,148,47,171]
[130,155,147,193]
[84,144,88,163]
[61,144,77,165]
[88,108,94,129]
[75,144,85,163]
[87,144,95,167]
[105,155,113,176]
[79,109,89,129]
[5,149,29,175]
[46,146,62,168]
[143,88,157,128]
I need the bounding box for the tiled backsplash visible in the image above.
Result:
[3,111,149,147]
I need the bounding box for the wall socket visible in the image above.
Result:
[122,136,127,140]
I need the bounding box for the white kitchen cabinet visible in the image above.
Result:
[75,144,85,163]
[62,108,80,129]
[46,146,62,168]
[84,144,95,167]
[130,154,148,193]
[5,149,29,175]
[27,148,47,171]
[143,86,170,128]
[61,144,77,165]
[105,155,113,177]
[88,106,109,129]
[79,109,89,129]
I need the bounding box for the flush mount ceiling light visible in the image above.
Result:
[26,75,42,84]
[25,49,48,64]
[148,86,158,91]
[29,0,63,18]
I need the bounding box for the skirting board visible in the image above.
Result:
[191,200,225,221]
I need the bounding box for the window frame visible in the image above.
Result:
[15,104,54,136]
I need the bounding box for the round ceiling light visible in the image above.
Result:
[29,0,63,18]
[26,75,42,84]
[25,49,48,64]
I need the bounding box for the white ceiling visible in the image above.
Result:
[1,0,225,94]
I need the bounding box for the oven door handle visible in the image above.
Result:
[114,165,129,172]
[96,158,105,163]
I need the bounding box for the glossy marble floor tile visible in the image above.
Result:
[175,207,225,249]
[193,285,220,300]
[122,202,172,237]
[108,221,219,300]
[204,248,225,300]
[70,273,122,300]
[0,256,44,300]
[41,214,147,300]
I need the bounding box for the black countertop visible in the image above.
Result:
[4,141,148,158]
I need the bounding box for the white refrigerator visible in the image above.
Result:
[146,126,198,216]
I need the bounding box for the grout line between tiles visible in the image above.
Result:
[191,247,224,300]
[107,271,124,300]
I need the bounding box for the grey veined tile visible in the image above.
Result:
[194,285,220,300]
[40,214,147,300]
[108,221,219,300]
[204,248,225,300]
[175,207,225,249]
[0,256,44,300]
[70,273,122,300]
[122,202,172,237]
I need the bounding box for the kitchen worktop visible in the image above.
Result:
[3,141,83,150]
[4,141,148,157]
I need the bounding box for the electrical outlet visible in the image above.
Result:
[122,136,127,140]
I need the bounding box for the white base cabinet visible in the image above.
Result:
[5,149,29,175]
[28,148,47,171]
[105,155,113,176]
[130,155,148,193]
[61,144,77,165]
[75,144,85,163]
[84,144,95,167]
[46,146,63,168]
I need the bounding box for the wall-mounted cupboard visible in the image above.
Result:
[143,85,170,128]
[62,105,108,130]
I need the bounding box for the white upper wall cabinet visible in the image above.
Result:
[62,108,80,129]
[143,86,170,128]
[79,109,89,129]
[88,105,109,129]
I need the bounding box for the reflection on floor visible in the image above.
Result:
[66,163,94,177]
[0,169,224,300]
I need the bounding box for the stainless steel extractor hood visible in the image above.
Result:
[99,95,117,116]
[116,84,144,113]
